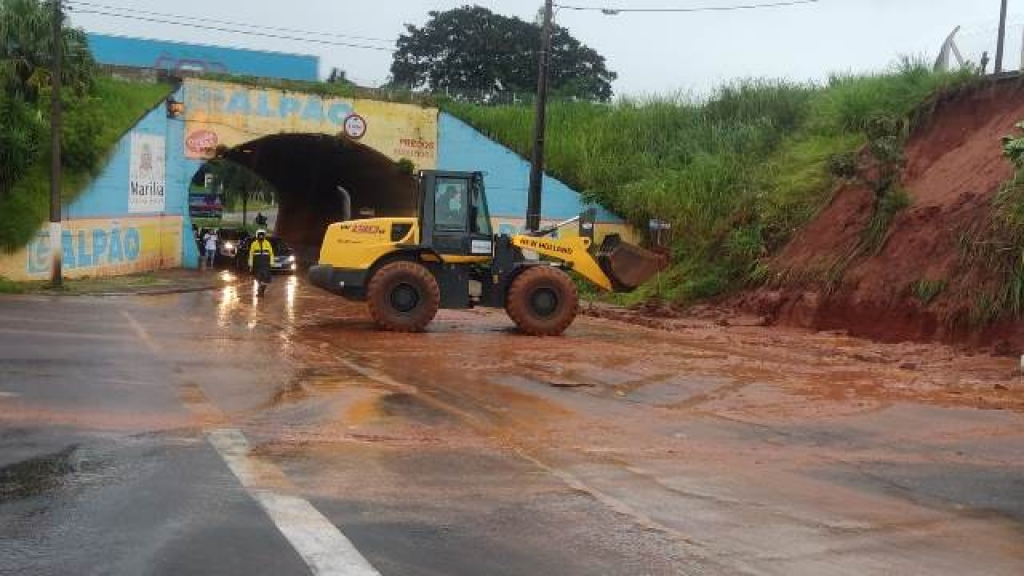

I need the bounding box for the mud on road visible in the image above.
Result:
[1,278,1023,575]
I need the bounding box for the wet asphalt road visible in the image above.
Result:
[1,276,1023,575]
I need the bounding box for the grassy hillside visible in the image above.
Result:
[0,77,172,252]
[445,60,976,302]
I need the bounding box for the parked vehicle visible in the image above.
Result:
[216,229,244,264]
[235,236,297,274]
[196,228,245,267]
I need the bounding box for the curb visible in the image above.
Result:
[90,283,227,297]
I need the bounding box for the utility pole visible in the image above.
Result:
[527,0,554,232]
[49,0,63,286]
[996,0,1009,74]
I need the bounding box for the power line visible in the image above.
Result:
[556,0,819,13]
[68,0,394,44]
[67,7,396,52]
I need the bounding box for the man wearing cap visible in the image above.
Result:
[248,229,275,296]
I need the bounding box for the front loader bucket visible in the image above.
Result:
[597,234,670,293]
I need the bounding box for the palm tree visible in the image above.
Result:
[0,0,95,102]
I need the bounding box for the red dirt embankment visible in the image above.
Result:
[740,79,1024,353]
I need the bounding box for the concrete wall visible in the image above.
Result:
[0,84,636,282]
[0,87,201,281]
[88,34,319,82]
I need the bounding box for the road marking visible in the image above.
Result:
[0,391,20,399]
[336,358,418,395]
[0,314,130,329]
[120,311,160,354]
[0,328,134,341]
[207,429,381,576]
[119,303,375,574]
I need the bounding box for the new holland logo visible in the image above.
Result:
[525,239,573,255]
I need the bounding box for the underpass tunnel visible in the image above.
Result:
[221,133,418,261]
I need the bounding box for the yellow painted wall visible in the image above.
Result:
[0,216,182,281]
[183,79,439,168]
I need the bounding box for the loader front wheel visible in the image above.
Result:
[367,261,440,332]
[506,266,578,336]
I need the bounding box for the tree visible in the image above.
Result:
[390,6,616,102]
[0,0,95,101]
[205,157,273,228]
[327,67,353,86]
[0,0,95,198]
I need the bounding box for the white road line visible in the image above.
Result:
[0,328,133,341]
[120,311,160,354]
[0,391,20,399]
[207,429,381,576]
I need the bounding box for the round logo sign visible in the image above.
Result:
[186,130,219,155]
[343,114,368,140]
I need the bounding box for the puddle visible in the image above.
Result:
[0,446,82,501]
[377,393,452,425]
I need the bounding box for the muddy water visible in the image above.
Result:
[6,277,1020,574]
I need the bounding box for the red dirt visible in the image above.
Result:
[740,79,1024,353]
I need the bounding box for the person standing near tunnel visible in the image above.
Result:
[249,229,275,297]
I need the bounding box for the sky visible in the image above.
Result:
[68,0,1024,96]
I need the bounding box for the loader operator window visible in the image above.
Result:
[435,179,468,231]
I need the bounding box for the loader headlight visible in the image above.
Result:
[286,255,296,264]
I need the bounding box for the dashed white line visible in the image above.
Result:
[207,428,381,576]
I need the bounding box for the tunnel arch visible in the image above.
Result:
[196,133,418,260]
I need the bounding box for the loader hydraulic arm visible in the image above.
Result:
[511,235,614,291]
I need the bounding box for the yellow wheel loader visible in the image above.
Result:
[309,171,667,335]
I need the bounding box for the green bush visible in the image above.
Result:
[0,77,171,251]
[861,187,912,255]
[911,279,946,304]
[0,92,43,193]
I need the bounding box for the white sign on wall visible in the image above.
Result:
[129,132,166,213]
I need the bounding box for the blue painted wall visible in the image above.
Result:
[65,86,201,268]
[45,90,624,278]
[436,113,622,224]
[88,34,319,82]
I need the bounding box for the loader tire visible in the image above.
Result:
[506,266,578,336]
[367,261,440,333]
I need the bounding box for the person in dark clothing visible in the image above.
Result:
[248,229,274,297]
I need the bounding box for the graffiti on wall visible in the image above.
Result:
[182,78,439,168]
[0,216,183,281]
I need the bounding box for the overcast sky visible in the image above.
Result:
[69,0,1023,96]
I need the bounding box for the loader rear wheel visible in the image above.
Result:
[367,261,440,332]
[506,266,578,336]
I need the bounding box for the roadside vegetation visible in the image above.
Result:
[446,59,976,303]
[0,0,172,251]
[971,122,1024,321]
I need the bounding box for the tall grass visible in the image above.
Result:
[446,59,975,302]
[0,77,171,251]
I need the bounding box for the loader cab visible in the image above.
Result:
[418,170,493,257]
